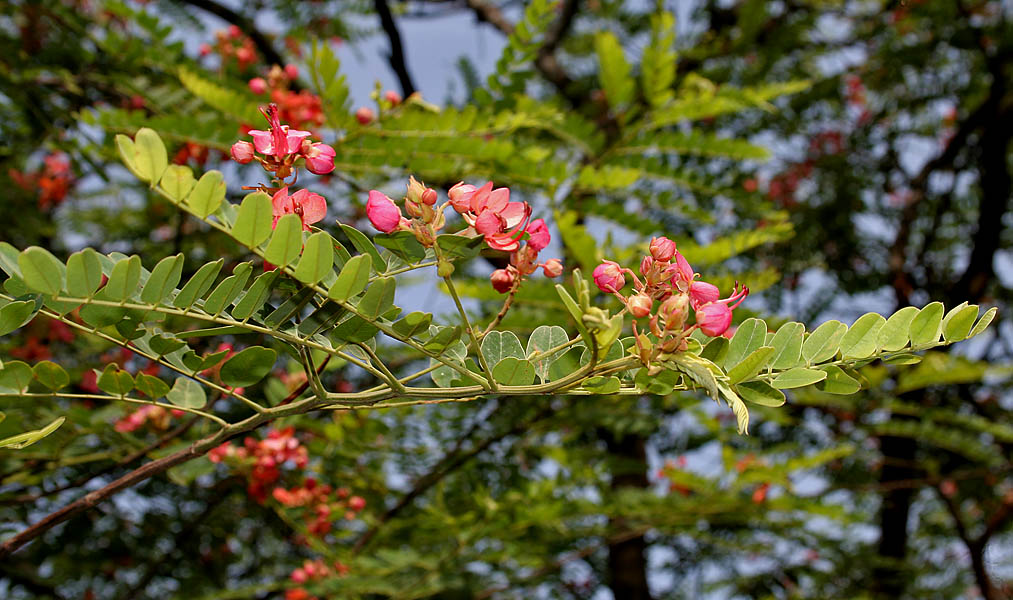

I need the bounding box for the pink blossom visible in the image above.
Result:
[284,63,299,80]
[672,252,695,286]
[689,281,720,309]
[198,43,212,57]
[355,107,375,125]
[384,90,402,105]
[640,255,653,276]
[649,236,677,262]
[627,293,653,318]
[448,182,476,212]
[542,258,563,278]
[303,142,335,175]
[490,269,515,293]
[526,219,551,252]
[249,77,268,95]
[272,187,326,230]
[593,260,625,293]
[366,190,402,233]
[249,106,311,157]
[696,302,733,337]
[230,141,255,164]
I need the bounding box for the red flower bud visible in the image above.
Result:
[230,141,255,164]
[384,90,402,105]
[541,258,563,278]
[627,293,653,318]
[490,268,515,293]
[592,260,625,293]
[649,236,677,262]
[355,106,375,125]
[248,77,268,94]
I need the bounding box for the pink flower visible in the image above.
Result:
[272,187,326,230]
[689,281,720,309]
[660,295,690,330]
[366,190,402,233]
[249,77,268,95]
[284,63,299,80]
[230,141,255,164]
[627,293,653,318]
[526,219,550,252]
[490,268,515,293]
[303,142,335,175]
[542,258,563,278]
[348,495,366,511]
[696,302,733,337]
[672,252,695,287]
[593,260,625,293]
[198,43,212,57]
[649,236,677,262]
[249,106,311,157]
[355,107,375,125]
[640,255,653,276]
[448,182,476,212]
[384,90,402,105]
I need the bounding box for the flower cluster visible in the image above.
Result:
[286,559,349,600]
[366,178,562,292]
[248,64,327,131]
[114,404,184,433]
[272,479,366,536]
[10,152,75,211]
[231,103,335,179]
[209,427,309,502]
[199,25,258,70]
[593,236,748,358]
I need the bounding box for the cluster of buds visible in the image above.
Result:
[593,236,748,361]
[248,65,328,131]
[199,25,258,70]
[286,559,349,600]
[209,427,309,502]
[231,104,335,179]
[273,479,366,536]
[366,178,562,291]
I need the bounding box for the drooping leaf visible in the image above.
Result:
[736,380,786,407]
[0,417,66,450]
[166,377,206,409]
[220,347,277,387]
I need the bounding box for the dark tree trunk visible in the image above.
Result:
[872,431,917,598]
[601,431,652,600]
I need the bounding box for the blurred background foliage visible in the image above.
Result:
[0,0,1011,598]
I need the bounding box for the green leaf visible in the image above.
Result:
[699,336,729,364]
[160,165,196,202]
[0,361,34,392]
[293,232,334,285]
[878,306,919,351]
[641,11,676,108]
[392,312,433,338]
[135,373,170,399]
[526,325,569,383]
[141,254,184,305]
[374,231,426,263]
[968,306,997,339]
[492,357,535,386]
[329,254,372,302]
[331,314,380,343]
[582,375,622,394]
[942,303,978,342]
[771,367,827,389]
[595,31,634,109]
[298,303,347,337]
[104,255,142,301]
[817,365,861,394]
[355,277,396,320]
[725,318,767,370]
[481,331,525,366]
[339,224,386,272]
[149,333,186,356]
[769,322,804,369]
[839,312,886,359]
[802,320,847,364]
[423,326,463,352]
[18,246,65,295]
[232,192,274,247]
[134,128,168,185]
[220,347,276,387]
[436,235,485,261]
[32,361,68,391]
[186,170,226,219]
[555,284,592,345]
[264,214,303,268]
[909,302,944,347]
[65,248,104,298]
[202,263,253,315]
[115,134,142,181]
[736,380,786,407]
[166,377,206,408]
[726,346,775,384]
[182,349,229,373]
[0,417,65,450]
[634,367,680,394]
[883,353,922,366]
[0,300,36,336]
[173,259,224,309]
[231,270,279,320]
[97,364,134,396]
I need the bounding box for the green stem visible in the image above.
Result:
[442,275,498,392]
[1,392,228,427]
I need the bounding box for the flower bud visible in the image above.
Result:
[640,255,653,276]
[421,187,438,206]
[406,175,426,204]
[689,281,720,308]
[284,63,299,80]
[674,252,694,283]
[592,260,625,293]
[366,190,402,233]
[649,236,677,262]
[404,199,423,218]
[230,141,255,164]
[659,294,690,330]
[448,182,476,213]
[302,142,335,175]
[627,293,653,318]
[696,302,733,337]
[384,90,402,105]
[355,106,375,125]
[490,268,515,293]
[248,77,268,94]
[541,258,563,278]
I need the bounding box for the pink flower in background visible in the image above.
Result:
[366,190,403,233]
[249,77,268,94]
[272,187,326,230]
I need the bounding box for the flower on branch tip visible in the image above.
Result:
[593,260,625,293]
[448,182,476,212]
[366,190,403,233]
[272,187,326,231]
[649,236,677,262]
[455,181,530,252]
[689,281,720,309]
[302,141,335,175]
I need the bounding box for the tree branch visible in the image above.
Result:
[374,0,417,97]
